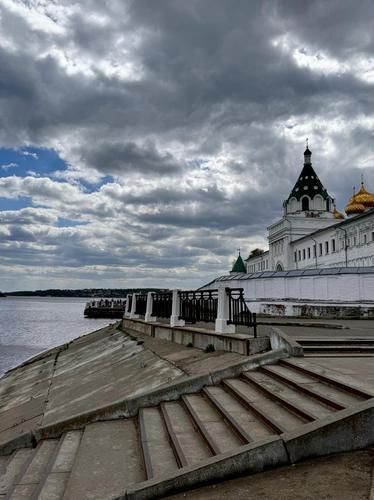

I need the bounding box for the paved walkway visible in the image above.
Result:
[169,449,374,500]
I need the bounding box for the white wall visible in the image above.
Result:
[206,271,374,303]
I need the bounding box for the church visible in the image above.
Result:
[235,145,374,274]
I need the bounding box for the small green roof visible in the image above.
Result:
[231,254,246,273]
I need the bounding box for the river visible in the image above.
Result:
[0,297,113,375]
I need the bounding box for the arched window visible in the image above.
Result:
[326,198,330,211]
[302,197,309,211]
[275,263,284,272]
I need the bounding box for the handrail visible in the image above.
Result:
[152,292,172,318]
[135,294,147,316]
[226,287,257,337]
[179,289,218,323]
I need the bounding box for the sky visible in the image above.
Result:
[0,1,374,291]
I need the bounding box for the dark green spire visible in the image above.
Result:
[231,253,246,273]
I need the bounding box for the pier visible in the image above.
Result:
[83,298,126,318]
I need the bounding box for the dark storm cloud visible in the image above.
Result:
[81,141,183,176]
[0,0,374,289]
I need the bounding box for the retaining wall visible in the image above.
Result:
[122,318,269,356]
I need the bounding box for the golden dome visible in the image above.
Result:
[354,182,374,208]
[345,198,365,216]
[333,204,345,219]
[345,187,365,215]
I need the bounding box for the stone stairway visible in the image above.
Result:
[0,360,373,500]
[295,337,374,356]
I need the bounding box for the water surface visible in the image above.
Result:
[0,297,112,375]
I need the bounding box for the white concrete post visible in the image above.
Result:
[145,292,157,322]
[170,289,185,327]
[130,293,140,319]
[215,286,235,334]
[124,294,132,318]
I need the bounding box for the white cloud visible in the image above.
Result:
[1,162,18,170]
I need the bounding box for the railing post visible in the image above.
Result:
[130,293,140,319]
[215,286,235,334]
[170,289,185,327]
[145,292,157,322]
[124,294,132,318]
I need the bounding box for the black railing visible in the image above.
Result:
[226,288,257,337]
[135,294,147,316]
[179,290,218,323]
[126,294,132,312]
[152,292,172,318]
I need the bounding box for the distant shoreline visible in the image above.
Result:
[2,288,169,298]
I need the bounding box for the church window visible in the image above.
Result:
[302,197,309,210]
[332,239,336,252]
[298,250,301,261]
[364,234,367,244]
[302,249,306,260]
[294,252,297,262]
[307,247,311,259]
[325,241,329,254]
[326,199,330,211]
[354,236,357,246]
[319,243,323,256]
[313,245,316,257]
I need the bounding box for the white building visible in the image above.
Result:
[243,146,374,273]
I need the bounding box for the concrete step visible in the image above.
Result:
[223,377,304,432]
[8,440,59,499]
[36,430,83,500]
[202,385,272,442]
[296,338,374,345]
[160,401,212,467]
[0,449,34,496]
[243,370,334,420]
[2,359,373,499]
[181,393,242,454]
[139,407,178,480]
[62,421,145,500]
[302,346,374,353]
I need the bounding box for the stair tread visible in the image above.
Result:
[205,386,272,441]
[62,420,145,500]
[270,364,365,406]
[226,378,305,431]
[162,402,211,465]
[141,407,178,478]
[0,449,34,496]
[246,371,333,419]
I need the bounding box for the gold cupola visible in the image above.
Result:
[333,203,345,219]
[354,180,374,208]
[345,187,365,216]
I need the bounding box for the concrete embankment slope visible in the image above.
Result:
[1,322,374,499]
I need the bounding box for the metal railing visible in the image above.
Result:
[152,292,172,318]
[226,288,257,337]
[135,294,147,316]
[179,290,218,323]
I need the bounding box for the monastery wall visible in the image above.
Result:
[206,270,374,304]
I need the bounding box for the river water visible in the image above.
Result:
[0,297,113,375]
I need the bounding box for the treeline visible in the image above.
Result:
[4,288,169,298]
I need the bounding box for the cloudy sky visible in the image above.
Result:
[0,0,374,291]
